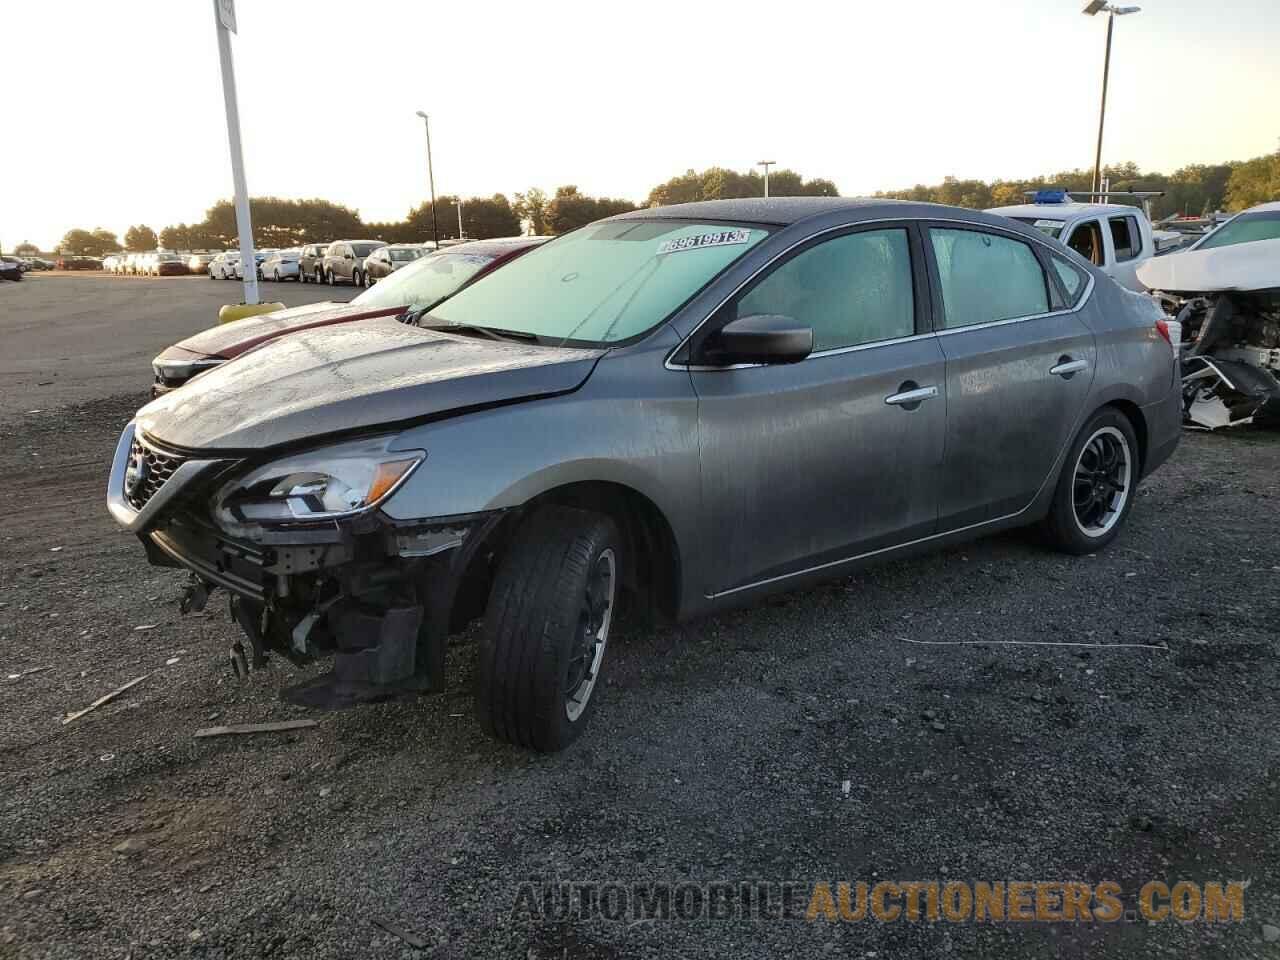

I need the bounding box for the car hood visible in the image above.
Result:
[1136,237,1280,294]
[166,300,405,360]
[136,317,604,452]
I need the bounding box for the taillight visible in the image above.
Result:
[1155,319,1172,345]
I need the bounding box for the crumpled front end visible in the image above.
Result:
[1160,291,1280,429]
[107,422,504,707]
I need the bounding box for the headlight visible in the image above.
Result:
[214,437,424,532]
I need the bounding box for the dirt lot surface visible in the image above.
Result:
[0,273,345,415]
[2,278,1280,958]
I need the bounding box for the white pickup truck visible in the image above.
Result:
[988,190,1172,292]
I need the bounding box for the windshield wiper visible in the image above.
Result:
[418,321,543,345]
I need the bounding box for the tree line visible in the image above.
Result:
[872,149,1280,220]
[43,166,836,256]
[38,151,1279,256]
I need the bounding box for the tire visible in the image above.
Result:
[272,269,280,282]
[352,269,363,288]
[1042,408,1139,555]
[477,506,622,752]
[365,270,374,288]
[315,267,324,284]
[324,269,333,285]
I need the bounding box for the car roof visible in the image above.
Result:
[610,196,1045,235]
[987,201,1143,220]
[1241,201,1280,214]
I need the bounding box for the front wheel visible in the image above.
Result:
[1042,408,1139,555]
[352,269,363,288]
[476,506,621,752]
[364,270,374,288]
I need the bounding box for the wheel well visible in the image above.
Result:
[1103,399,1148,474]
[454,481,680,628]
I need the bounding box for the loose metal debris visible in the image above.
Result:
[5,665,51,683]
[193,719,319,738]
[62,674,149,725]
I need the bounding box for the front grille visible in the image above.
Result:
[125,434,187,511]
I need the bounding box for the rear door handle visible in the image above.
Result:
[884,385,939,407]
[1050,359,1088,378]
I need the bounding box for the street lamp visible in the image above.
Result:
[1082,2,1141,197]
[757,160,776,198]
[415,110,440,249]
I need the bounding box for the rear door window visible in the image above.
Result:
[928,228,1049,328]
[1109,215,1140,262]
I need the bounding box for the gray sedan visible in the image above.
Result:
[107,198,1180,751]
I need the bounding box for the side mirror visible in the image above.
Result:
[705,314,813,365]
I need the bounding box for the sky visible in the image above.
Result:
[2,0,1278,251]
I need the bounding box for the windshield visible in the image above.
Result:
[1011,217,1065,239]
[427,220,770,345]
[1195,212,1280,251]
[351,249,499,312]
[351,242,382,257]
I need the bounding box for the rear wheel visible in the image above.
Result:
[1042,408,1138,555]
[476,506,621,752]
[352,268,363,288]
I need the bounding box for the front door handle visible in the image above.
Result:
[884,384,939,408]
[1050,358,1089,378]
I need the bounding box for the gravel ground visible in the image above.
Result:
[1,336,1279,956]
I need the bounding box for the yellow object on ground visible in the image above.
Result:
[218,301,286,325]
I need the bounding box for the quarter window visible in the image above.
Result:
[928,228,1049,328]
[1050,253,1087,306]
[735,229,915,352]
[1109,215,1140,262]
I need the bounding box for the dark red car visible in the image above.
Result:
[150,237,547,394]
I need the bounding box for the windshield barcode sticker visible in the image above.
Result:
[657,229,752,255]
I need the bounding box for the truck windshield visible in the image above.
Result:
[426,220,770,345]
[1010,217,1065,239]
[1196,212,1280,251]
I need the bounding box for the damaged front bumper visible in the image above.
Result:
[108,422,503,708]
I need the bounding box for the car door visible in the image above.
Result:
[689,223,947,597]
[924,224,1096,530]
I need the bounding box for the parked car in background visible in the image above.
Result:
[0,256,24,281]
[362,244,426,285]
[151,253,189,276]
[187,253,216,275]
[27,257,56,270]
[148,237,547,394]
[322,240,383,286]
[112,199,1179,750]
[298,242,329,284]
[1185,201,1280,252]
[260,249,301,281]
[209,252,240,279]
[57,255,102,271]
[235,249,275,281]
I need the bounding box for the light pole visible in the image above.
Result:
[1082,2,1140,197]
[415,110,440,249]
[212,0,258,305]
[757,160,776,198]
[457,197,464,240]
